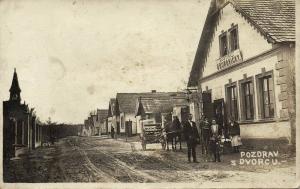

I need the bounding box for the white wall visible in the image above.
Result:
[202,3,272,78]
[198,3,291,140]
[119,113,137,134]
[107,117,112,133]
[136,115,142,134]
[202,55,281,119]
[240,121,291,140]
[125,114,137,135]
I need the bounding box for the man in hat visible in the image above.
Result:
[183,114,200,163]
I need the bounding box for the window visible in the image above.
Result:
[256,71,275,119]
[226,85,238,120]
[219,33,228,56]
[219,25,239,57]
[261,76,274,118]
[241,81,254,120]
[121,116,124,129]
[229,27,239,51]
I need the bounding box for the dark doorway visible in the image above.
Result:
[202,92,214,120]
[213,99,226,134]
[116,122,120,134]
[125,121,132,137]
[213,99,225,121]
[180,106,190,122]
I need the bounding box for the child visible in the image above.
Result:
[229,118,242,153]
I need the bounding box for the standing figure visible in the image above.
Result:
[200,116,211,155]
[229,118,242,153]
[172,116,182,150]
[209,120,221,162]
[111,126,115,139]
[183,114,200,163]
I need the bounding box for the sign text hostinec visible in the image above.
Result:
[217,50,243,70]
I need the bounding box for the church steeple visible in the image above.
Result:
[9,68,21,102]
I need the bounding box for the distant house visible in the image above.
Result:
[107,98,118,136]
[135,92,189,133]
[115,93,147,136]
[91,114,98,135]
[81,114,96,137]
[82,118,92,136]
[96,109,108,135]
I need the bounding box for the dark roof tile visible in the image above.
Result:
[116,92,186,114]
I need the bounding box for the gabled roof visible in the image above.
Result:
[10,68,21,93]
[188,0,295,87]
[97,109,108,122]
[116,92,186,114]
[233,0,295,42]
[137,98,173,115]
[135,95,188,116]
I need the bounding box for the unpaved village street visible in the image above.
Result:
[4,136,296,187]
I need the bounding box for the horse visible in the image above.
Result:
[165,117,183,151]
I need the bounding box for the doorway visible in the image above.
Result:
[202,92,214,120]
[116,122,120,135]
[125,121,132,137]
[213,98,227,135]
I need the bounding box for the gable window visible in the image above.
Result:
[239,77,255,121]
[256,71,275,119]
[229,26,239,51]
[226,83,239,121]
[219,32,228,57]
[219,25,239,57]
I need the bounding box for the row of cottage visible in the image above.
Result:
[82,90,195,137]
[83,0,296,147]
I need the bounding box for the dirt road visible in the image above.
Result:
[4,136,297,187]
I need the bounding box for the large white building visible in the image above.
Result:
[188,0,295,146]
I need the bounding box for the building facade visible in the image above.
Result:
[135,93,189,132]
[107,98,118,136]
[3,69,42,159]
[188,0,295,145]
[97,109,108,135]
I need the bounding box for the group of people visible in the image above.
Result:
[182,114,242,163]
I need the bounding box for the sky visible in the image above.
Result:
[0,0,210,124]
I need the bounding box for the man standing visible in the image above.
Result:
[111,126,115,139]
[200,116,210,155]
[183,114,200,163]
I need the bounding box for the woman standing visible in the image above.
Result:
[229,118,242,153]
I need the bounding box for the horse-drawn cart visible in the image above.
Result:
[140,123,166,150]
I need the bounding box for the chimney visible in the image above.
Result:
[151,90,157,93]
